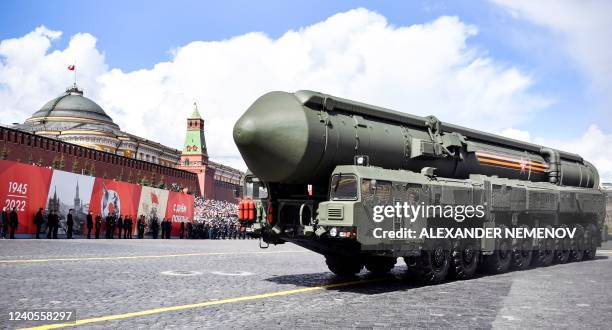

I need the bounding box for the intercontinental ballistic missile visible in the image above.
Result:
[234,90,598,188]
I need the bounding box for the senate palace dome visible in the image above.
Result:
[27,85,119,130]
[15,84,181,166]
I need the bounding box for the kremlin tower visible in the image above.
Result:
[177,103,217,198]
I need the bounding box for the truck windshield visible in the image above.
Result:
[330,174,358,200]
[245,177,268,199]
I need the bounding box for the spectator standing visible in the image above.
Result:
[117,215,123,239]
[1,207,8,238]
[86,211,93,239]
[34,208,44,239]
[95,214,102,239]
[66,209,74,239]
[9,207,18,239]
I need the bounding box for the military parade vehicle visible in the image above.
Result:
[233,90,606,284]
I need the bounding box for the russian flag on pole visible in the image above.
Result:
[67,64,75,71]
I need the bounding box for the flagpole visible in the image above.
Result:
[73,62,77,86]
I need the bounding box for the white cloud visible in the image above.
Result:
[500,127,531,142]
[493,0,612,91]
[0,26,107,124]
[1,9,552,171]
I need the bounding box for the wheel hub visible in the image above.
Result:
[433,246,445,267]
[463,247,474,263]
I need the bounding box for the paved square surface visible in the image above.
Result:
[1,239,611,329]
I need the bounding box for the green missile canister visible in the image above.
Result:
[234,90,598,188]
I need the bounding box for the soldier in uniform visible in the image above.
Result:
[151,216,159,239]
[117,215,123,239]
[166,218,171,239]
[47,210,59,239]
[137,215,144,239]
[110,212,117,239]
[95,214,102,239]
[159,218,164,239]
[129,216,134,239]
[86,211,93,239]
[104,214,111,239]
[186,222,192,239]
[123,216,130,239]
[46,210,54,239]
[9,207,18,239]
[221,221,228,239]
[34,208,44,239]
[166,219,172,239]
[52,211,59,239]
[1,207,8,238]
[66,209,74,239]
[179,221,185,239]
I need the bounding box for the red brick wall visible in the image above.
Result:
[0,126,200,195]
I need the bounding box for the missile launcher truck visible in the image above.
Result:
[233,91,606,284]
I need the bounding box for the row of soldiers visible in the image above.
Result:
[97,212,137,239]
[186,218,249,240]
[8,207,233,239]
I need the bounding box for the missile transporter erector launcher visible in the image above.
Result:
[234,91,606,284]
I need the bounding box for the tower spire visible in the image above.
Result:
[191,102,202,119]
[181,102,208,163]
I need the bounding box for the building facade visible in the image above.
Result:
[3,84,243,200]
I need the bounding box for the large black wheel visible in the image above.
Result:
[325,255,363,278]
[569,224,585,262]
[365,257,397,275]
[449,238,479,280]
[554,224,570,264]
[533,225,555,267]
[405,238,451,285]
[583,224,598,260]
[511,225,533,270]
[482,225,512,274]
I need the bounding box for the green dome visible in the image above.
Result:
[27,85,118,128]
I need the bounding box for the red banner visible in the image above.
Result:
[0,160,53,235]
[89,178,142,219]
[165,191,194,237]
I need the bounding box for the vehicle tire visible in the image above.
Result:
[482,225,512,274]
[511,225,533,270]
[569,224,585,262]
[365,257,397,275]
[325,255,363,278]
[583,224,598,261]
[554,224,570,264]
[449,238,479,280]
[533,225,555,267]
[405,238,451,285]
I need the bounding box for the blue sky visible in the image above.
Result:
[1,1,610,178]
[0,1,595,134]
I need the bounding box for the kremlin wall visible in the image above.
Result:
[0,84,243,237]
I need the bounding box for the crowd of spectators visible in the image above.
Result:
[194,198,238,222]
[190,197,249,239]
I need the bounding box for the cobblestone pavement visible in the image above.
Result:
[0,239,611,329]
